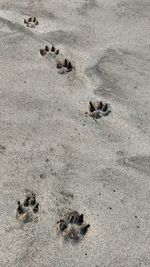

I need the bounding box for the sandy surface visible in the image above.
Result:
[0,0,150,266]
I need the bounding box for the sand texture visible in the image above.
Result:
[0,0,150,266]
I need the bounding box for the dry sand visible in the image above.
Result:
[0,0,150,266]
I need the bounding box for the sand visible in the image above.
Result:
[0,0,150,266]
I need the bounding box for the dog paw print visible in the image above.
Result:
[88,99,111,119]
[24,17,39,28]
[56,210,90,243]
[40,45,59,57]
[56,58,73,75]
[16,191,39,224]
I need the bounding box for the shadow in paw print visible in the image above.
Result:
[87,99,111,119]
[24,17,39,28]
[16,190,39,224]
[56,210,90,244]
[117,154,150,176]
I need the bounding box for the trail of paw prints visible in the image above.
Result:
[86,99,111,119]
[40,45,75,75]
[56,210,90,243]
[24,17,39,28]
[16,190,39,224]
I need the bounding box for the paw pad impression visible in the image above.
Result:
[16,190,39,224]
[24,17,39,28]
[88,99,111,119]
[57,210,90,243]
[56,58,73,74]
[40,45,59,57]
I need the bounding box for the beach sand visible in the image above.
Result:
[0,0,150,266]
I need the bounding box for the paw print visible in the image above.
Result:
[56,210,90,243]
[16,190,39,224]
[56,58,73,75]
[24,17,39,28]
[88,99,111,119]
[40,45,74,75]
[40,45,59,57]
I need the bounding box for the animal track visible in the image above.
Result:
[16,190,39,224]
[87,99,111,119]
[40,45,74,75]
[40,45,59,57]
[56,58,73,75]
[56,210,90,243]
[24,17,39,28]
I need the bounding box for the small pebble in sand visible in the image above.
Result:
[40,174,46,179]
